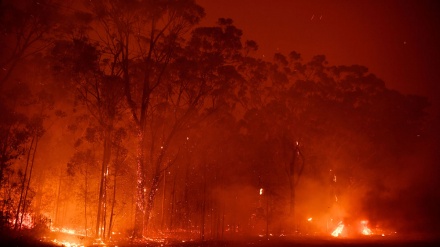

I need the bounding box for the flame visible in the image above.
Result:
[331,221,344,237]
[13,213,33,229]
[59,228,76,235]
[52,239,83,247]
[361,220,372,235]
[48,227,92,247]
[362,227,372,235]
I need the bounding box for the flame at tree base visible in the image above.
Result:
[331,221,344,237]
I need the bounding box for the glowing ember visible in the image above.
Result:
[331,221,344,237]
[307,217,312,222]
[259,188,263,195]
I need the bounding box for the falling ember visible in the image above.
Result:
[331,221,344,237]
[259,188,263,195]
[307,217,312,222]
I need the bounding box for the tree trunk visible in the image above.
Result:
[102,176,108,239]
[160,171,166,231]
[221,208,225,240]
[107,167,117,240]
[55,170,62,227]
[288,143,304,234]
[133,129,146,238]
[143,173,161,235]
[14,136,35,230]
[96,129,112,238]
[169,175,176,231]
[20,136,39,229]
[266,194,269,239]
[183,162,190,231]
[84,161,88,237]
[143,142,174,234]
[200,163,206,241]
[289,173,295,233]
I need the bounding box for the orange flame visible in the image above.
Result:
[361,220,372,235]
[331,221,344,237]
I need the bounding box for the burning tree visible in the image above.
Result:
[73,0,206,238]
[51,33,128,238]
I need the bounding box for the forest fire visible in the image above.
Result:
[1,0,439,246]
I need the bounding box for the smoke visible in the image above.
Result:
[357,123,440,239]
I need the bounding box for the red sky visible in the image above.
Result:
[197,0,440,111]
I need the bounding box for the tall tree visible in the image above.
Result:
[0,96,28,187]
[79,0,205,237]
[67,149,98,237]
[52,36,127,238]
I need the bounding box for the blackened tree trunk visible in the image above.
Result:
[107,165,117,240]
[96,129,112,238]
[84,160,89,237]
[200,163,207,241]
[14,135,35,230]
[20,135,39,229]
